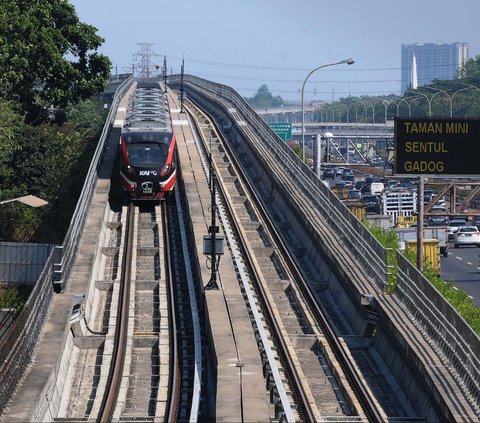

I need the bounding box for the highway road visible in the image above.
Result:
[441,241,480,307]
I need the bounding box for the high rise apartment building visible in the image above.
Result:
[401,42,469,93]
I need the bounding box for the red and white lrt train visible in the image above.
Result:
[119,81,177,200]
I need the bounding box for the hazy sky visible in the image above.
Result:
[70,0,480,102]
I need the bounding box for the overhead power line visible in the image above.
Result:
[166,55,466,73]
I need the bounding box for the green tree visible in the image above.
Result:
[0,282,29,313]
[0,100,24,182]
[245,85,284,109]
[66,98,108,138]
[460,56,480,79]
[6,123,83,200]
[0,0,111,122]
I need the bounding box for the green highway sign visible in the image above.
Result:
[269,122,292,141]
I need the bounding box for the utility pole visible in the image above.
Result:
[417,176,424,271]
[203,149,224,290]
[163,55,167,93]
[180,58,185,112]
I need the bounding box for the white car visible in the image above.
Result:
[447,219,468,240]
[453,226,480,248]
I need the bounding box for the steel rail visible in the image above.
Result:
[216,95,383,423]
[184,103,297,422]
[162,200,181,422]
[173,185,203,422]
[170,75,388,288]
[186,94,383,422]
[98,203,135,422]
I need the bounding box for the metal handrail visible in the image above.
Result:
[169,74,388,288]
[55,75,133,291]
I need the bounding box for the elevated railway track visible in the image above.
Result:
[170,74,479,422]
[184,97,386,421]
[1,75,479,422]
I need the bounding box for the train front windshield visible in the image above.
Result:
[128,143,169,167]
[123,131,172,145]
[123,131,172,167]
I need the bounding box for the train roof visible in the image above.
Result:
[135,80,161,90]
[123,81,171,132]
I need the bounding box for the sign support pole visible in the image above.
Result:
[417,176,424,272]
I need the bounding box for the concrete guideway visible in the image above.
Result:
[168,89,276,421]
[173,76,479,422]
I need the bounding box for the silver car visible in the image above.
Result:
[453,226,480,248]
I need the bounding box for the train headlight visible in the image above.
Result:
[161,163,171,176]
[126,164,135,175]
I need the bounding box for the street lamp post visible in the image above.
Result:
[301,58,354,163]
[424,87,452,117]
[408,91,432,116]
[450,86,475,116]
[336,102,349,124]
[458,81,480,94]
[354,101,368,135]
[0,195,48,208]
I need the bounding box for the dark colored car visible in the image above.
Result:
[362,195,380,214]
[401,180,417,190]
[348,189,362,200]
[428,216,449,226]
[355,180,366,191]
[472,216,480,228]
[424,189,435,203]
[323,168,336,179]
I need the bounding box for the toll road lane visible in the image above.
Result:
[441,244,480,307]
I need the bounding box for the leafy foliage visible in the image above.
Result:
[0,100,24,181]
[0,98,105,243]
[66,99,108,137]
[0,282,31,313]
[403,249,480,335]
[6,124,83,198]
[0,0,111,123]
[314,55,480,122]
[245,84,284,109]
[0,1,111,242]
[366,224,480,335]
[461,56,480,79]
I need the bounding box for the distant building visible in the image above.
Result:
[401,42,469,93]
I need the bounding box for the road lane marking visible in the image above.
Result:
[467,262,472,265]
[456,256,463,260]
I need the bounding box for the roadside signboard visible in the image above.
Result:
[269,122,292,141]
[394,117,480,176]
